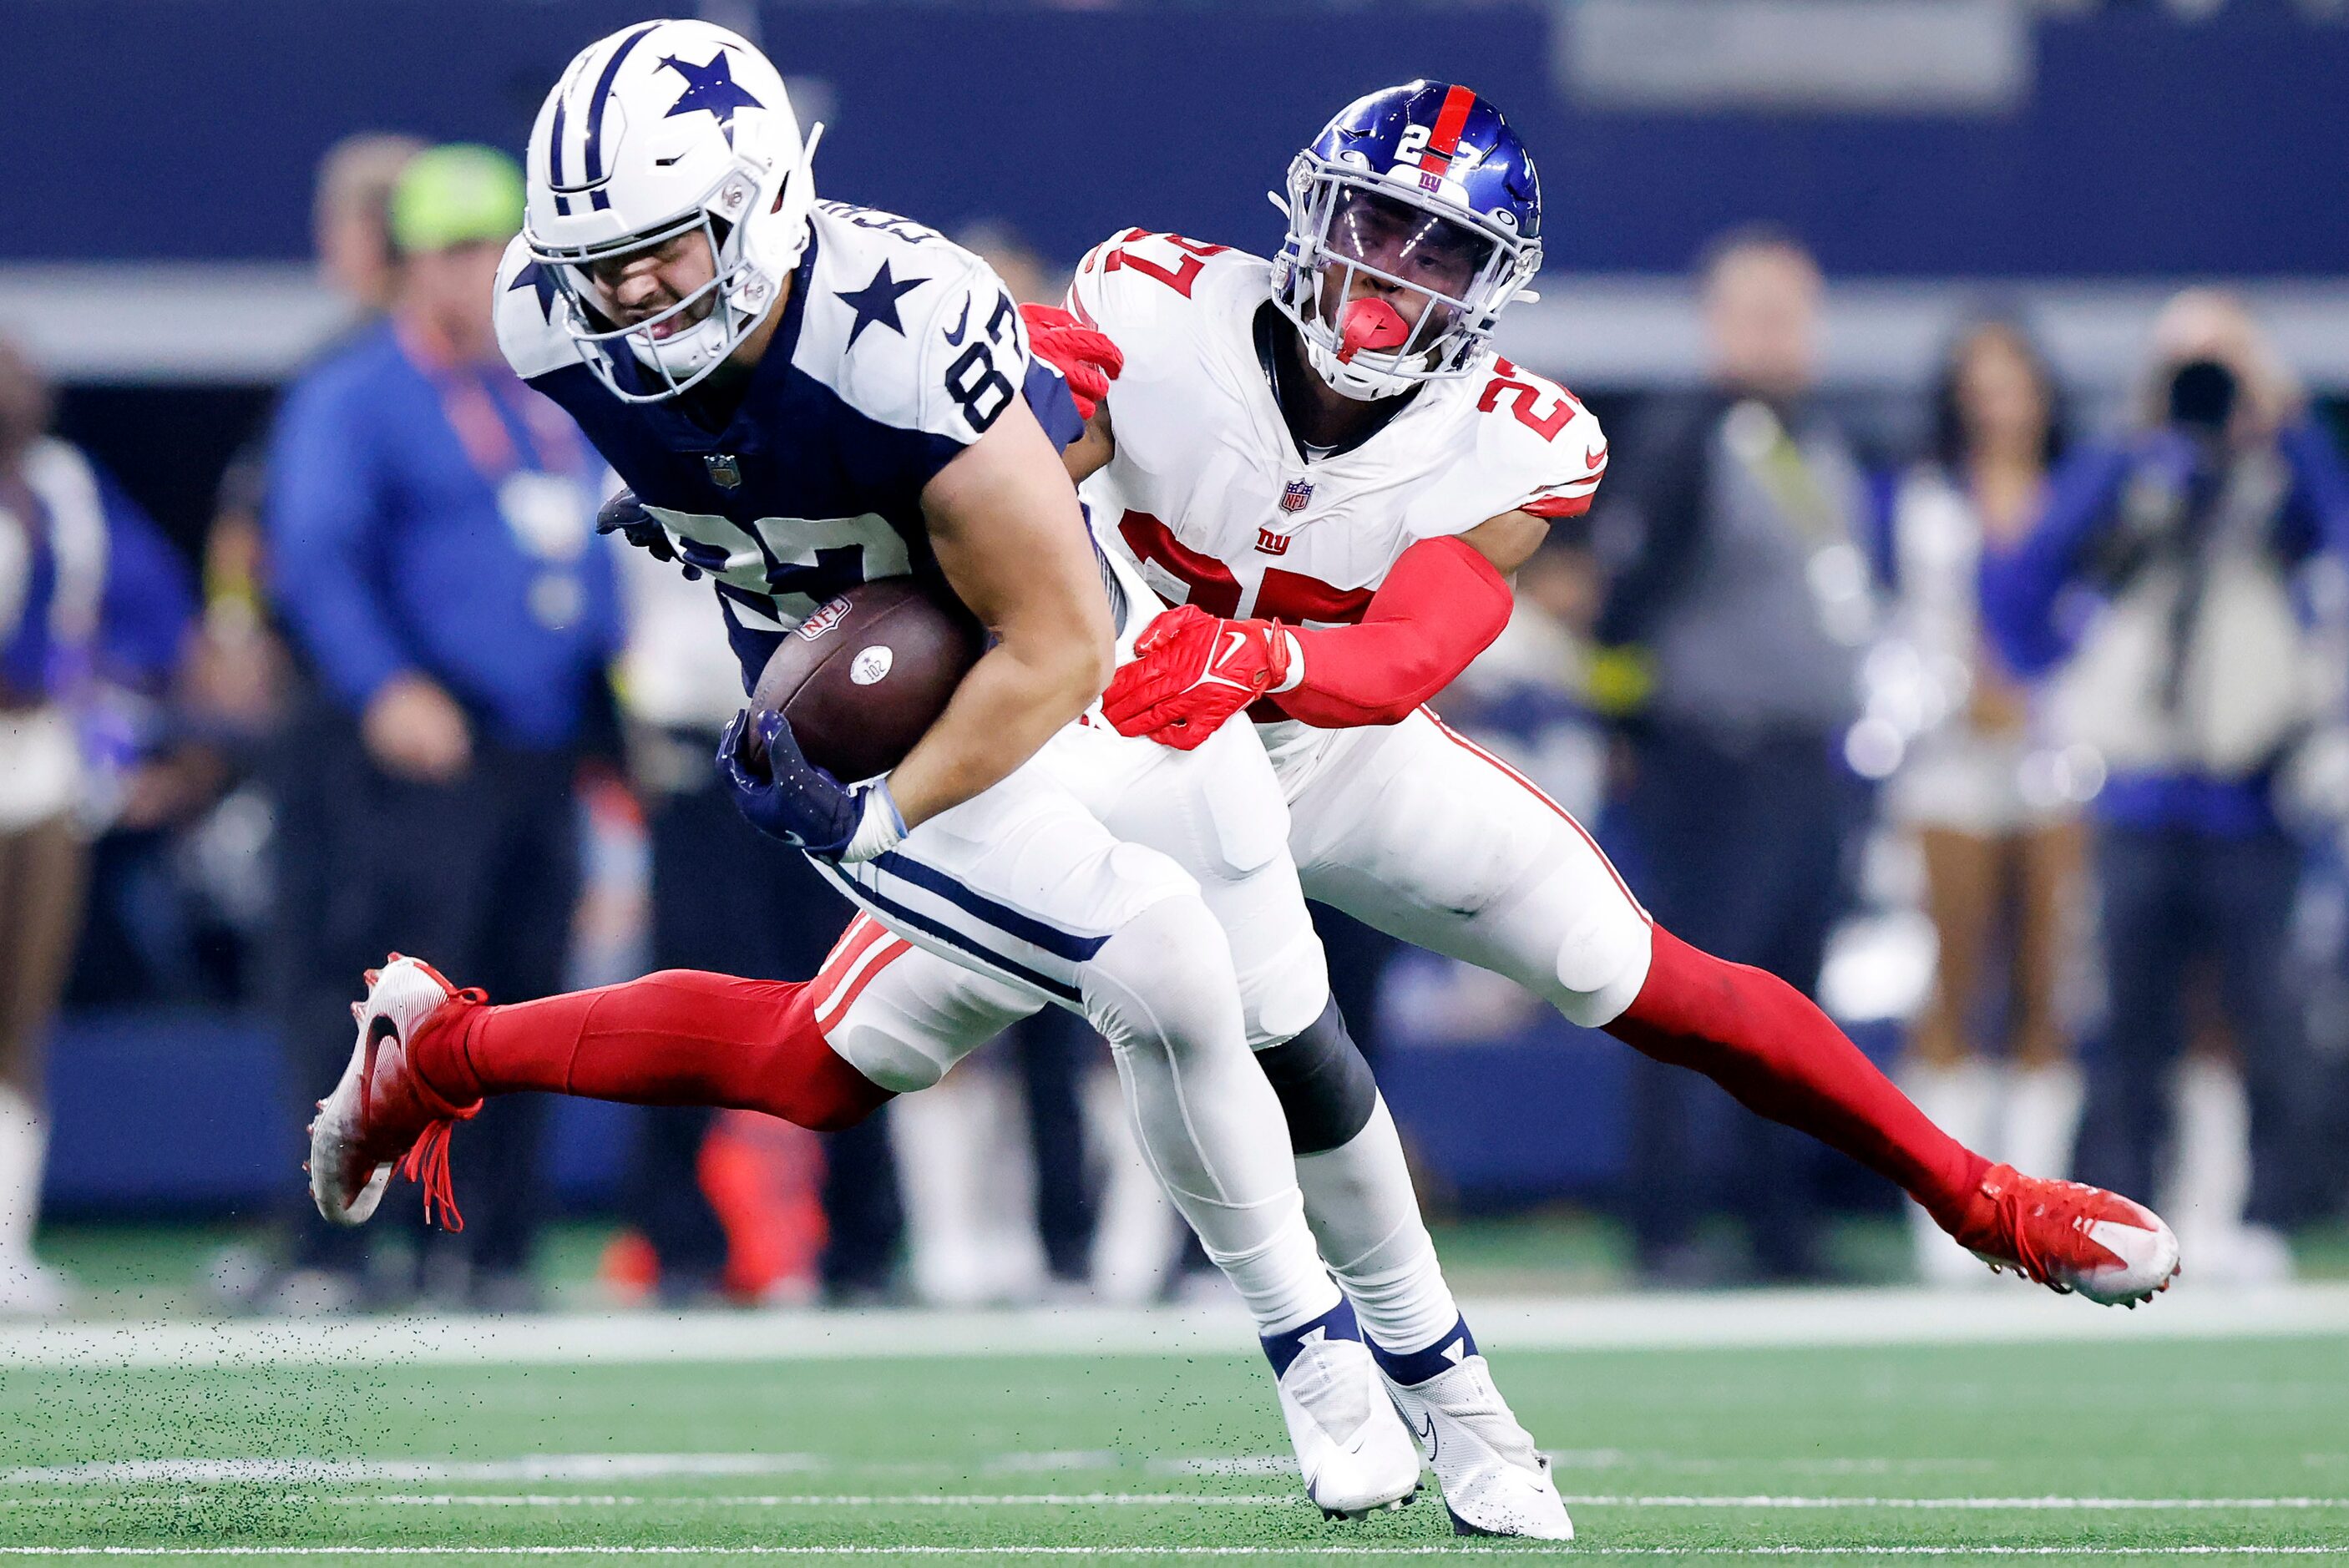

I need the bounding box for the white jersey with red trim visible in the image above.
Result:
[807,236,1657,1110]
[1068,229,1605,631]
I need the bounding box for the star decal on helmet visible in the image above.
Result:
[837,260,927,349]
[659,50,764,145]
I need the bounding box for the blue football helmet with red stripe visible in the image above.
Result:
[1273,82,1543,401]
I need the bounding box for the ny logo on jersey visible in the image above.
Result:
[1254,529,1292,557]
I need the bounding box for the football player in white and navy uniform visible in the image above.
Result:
[810,80,2187,1535]
[306,20,1446,1521]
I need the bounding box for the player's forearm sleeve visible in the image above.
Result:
[1273,535,1512,729]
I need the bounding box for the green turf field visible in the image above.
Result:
[3,1332,2345,1564]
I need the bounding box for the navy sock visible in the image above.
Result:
[1369,1314,1477,1387]
[1259,1296,1362,1378]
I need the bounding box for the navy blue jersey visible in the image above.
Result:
[498,201,1086,688]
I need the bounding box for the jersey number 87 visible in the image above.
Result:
[944,292,1022,432]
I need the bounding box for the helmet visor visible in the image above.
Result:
[529,205,753,401]
[1326,186,1496,299]
[1292,172,1520,376]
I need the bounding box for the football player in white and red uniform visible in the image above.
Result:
[828,76,2183,1510]
[1067,86,2184,1279]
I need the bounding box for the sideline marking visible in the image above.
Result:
[6,1287,2346,1368]
[0,1545,2345,1557]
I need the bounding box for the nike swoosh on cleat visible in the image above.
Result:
[942,299,972,346]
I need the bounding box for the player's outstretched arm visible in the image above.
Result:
[893,396,1117,827]
[1269,508,1543,728]
[1101,508,1538,746]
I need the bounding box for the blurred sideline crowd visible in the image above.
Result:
[3,134,2346,1316]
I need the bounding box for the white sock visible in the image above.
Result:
[2163,1055,2251,1251]
[0,1084,46,1261]
[1903,1060,1997,1285]
[1999,1062,2083,1181]
[1294,1095,1460,1355]
[1085,900,1339,1335]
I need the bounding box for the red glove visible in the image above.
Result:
[1020,302,1123,422]
[1102,604,1294,750]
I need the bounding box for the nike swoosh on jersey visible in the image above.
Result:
[1586,443,1609,468]
[942,299,972,346]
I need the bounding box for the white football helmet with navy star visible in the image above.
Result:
[524,18,819,402]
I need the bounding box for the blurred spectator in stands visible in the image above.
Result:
[1871,318,2087,1285]
[0,335,199,1314]
[210,133,421,1314]
[1984,289,2349,1282]
[610,522,902,1305]
[315,134,427,316]
[265,145,619,1310]
[1592,227,1872,1285]
[199,134,423,744]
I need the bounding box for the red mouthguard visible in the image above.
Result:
[1335,297,1411,364]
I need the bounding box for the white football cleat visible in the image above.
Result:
[1264,1308,1423,1519]
[1948,1163,2182,1307]
[308,955,478,1229]
[1374,1320,1571,1540]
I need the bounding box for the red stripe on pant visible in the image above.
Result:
[812,914,893,1014]
[813,917,912,1033]
[413,970,892,1133]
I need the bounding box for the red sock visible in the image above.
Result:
[410,970,892,1132]
[1606,926,1988,1226]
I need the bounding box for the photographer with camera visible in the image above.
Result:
[1983,290,2349,1280]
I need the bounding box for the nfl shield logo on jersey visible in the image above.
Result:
[1281,479,1314,513]
[704,453,744,490]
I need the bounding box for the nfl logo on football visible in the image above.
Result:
[794,595,853,641]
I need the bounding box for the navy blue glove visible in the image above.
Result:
[718,708,906,864]
[595,490,732,580]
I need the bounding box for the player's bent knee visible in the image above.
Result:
[1081,892,1244,1054]
[1552,904,1655,1029]
[1253,999,1379,1156]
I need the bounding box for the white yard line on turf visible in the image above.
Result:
[9,1494,2346,1515]
[314,1494,2347,1511]
[6,1286,2347,1368]
[0,1460,825,1487]
[3,1547,2348,1557]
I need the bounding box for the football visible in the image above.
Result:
[747,576,987,783]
